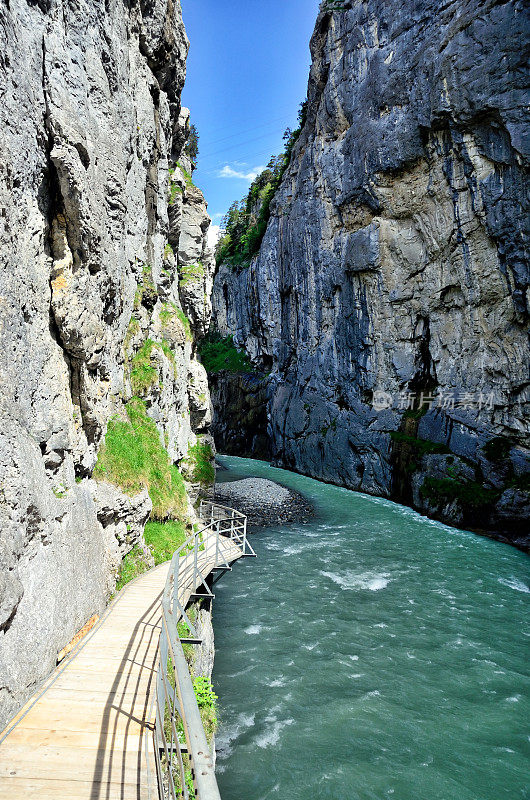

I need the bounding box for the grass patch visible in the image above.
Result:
[183,440,215,485]
[123,316,140,356]
[128,339,175,395]
[179,262,204,286]
[130,339,159,395]
[176,309,192,341]
[198,331,253,374]
[93,397,187,520]
[116,545,152,592]
[168,167,183,205]
[177,162,194,187]
[144,520,187,565]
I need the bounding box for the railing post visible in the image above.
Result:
[172,561,179,621]
[215,519,219,566]
[193,531,198,589]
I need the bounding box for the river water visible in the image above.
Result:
[211,456,529,800]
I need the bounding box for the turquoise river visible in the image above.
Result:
[211,456,529,800]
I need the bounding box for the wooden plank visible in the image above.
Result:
[3,726,148,751]
[0,744,152,784]
[0,777,153,800]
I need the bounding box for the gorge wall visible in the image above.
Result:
[213,0,530,546]
[0,0,215,726]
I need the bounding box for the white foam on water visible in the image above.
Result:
[267,677,287,688]
[216,712,256,761]
[498,576,530,594]
[320,569,391,591]
[505,695,521,703]
[349,655,359,661]
[244,624,262,635]
[255,718,294,749]
[301,642,318,651]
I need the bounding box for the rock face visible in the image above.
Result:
[213,0,530,546]
[0,0,215,726]
[208,372,270,459]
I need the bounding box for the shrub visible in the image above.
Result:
[116,546,152,591]
[185,123,199,163]
[93,397,187,520]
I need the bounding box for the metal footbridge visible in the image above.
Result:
[0,501,255,799]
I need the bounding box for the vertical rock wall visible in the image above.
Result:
[0,0,214,726]
[213,0,529,545]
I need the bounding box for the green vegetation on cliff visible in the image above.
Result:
[183,439,215,485]
[420,476,499,512]
[94,397,187,520]
[160,301,193,342]
[215,101,307,267]
[198,331,253,373]
[116,521,187,592]
[179,261,204,285]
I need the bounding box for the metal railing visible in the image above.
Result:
[154,501,255,800]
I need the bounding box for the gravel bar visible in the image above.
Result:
[214,477,313,528]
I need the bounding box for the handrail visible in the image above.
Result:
[154,501,255,799]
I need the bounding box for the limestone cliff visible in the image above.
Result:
[0,0,215,726]
[213,0,530,546]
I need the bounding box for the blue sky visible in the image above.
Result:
[180,0,321,241]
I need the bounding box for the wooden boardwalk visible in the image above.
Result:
[0,533,244,800]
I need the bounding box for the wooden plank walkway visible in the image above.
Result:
[0,533,244,799]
